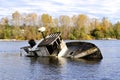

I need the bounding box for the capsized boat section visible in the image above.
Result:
[65,41,103,59]
[20,32,103,59]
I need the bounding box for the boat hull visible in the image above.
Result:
[21,41,103,59]
[66,41,103,59]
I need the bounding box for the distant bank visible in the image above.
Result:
[0,38,118,41]
[0,39,24,41]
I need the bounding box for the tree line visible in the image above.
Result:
[0,11,120,40]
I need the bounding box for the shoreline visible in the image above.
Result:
[0,37,118,41]
[0,39,26,41]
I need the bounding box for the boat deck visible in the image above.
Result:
[38,32,61,46]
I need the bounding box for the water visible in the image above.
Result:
[0,40,120,80]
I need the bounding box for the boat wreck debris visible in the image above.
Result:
[20,32,103,59]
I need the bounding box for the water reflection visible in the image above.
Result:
[27,57,68,80]
[70,58,102,64]
[27,57,102,80]
[29,57,101,65]
[29,56,67,66]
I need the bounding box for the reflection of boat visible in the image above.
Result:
[29,57,101,65]
[20,31,103,59]
[29,56,67,66]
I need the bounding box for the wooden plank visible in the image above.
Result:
[73,47,98,58]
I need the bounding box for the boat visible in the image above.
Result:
[20,27,103,59]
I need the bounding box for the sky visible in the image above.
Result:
[0,0,120,23]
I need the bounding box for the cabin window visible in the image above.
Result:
[46,41,59,55]
[46,45,53,54]
[57,38,60,45]
[53,42,57,50]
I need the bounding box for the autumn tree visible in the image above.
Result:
[0,11,120,40]
[71,15,78,27]
[59,15,71,27]
[12,11,22,27]
[0,17,9,26]
[52,18,59,27]
[24,13,38,26]
[41,14,52,27]
[77,14,89,28]
[113,22,120,39]
[90,18,101,30]
[101,17,112,29]
[59,15,71,39]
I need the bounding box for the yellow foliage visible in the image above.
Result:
[41,14,52,23]
[96,26,101,30]
[85,35,92,40]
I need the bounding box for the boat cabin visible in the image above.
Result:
[25,32,68,57]
[37,32,62,55]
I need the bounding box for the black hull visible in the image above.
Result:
[66,41,103,59]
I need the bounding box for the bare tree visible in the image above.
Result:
[0,17,9,25]
[12,11,22,27]
[59,15,70,27]
[24,13,38,26]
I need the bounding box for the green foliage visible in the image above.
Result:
[69,28,79,40]
[0,25,12,39]
[113,22,120,39]
[0,11,120,40]
[69,34,76,40]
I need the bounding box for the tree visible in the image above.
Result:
[77,14,89,28]
[53,18,59,27]
[24,13,38,26]
[77,14,90,34]
[59,15,71,27]
[90,18,100,30]
[102,17,112,27]
[113,22,120,39]
[12,11,22,27]
[41,14,52,27]
[0,17,9,25]
[71,15,78,27]
[59,15,71,39]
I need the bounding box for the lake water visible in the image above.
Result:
[0,40,120,80]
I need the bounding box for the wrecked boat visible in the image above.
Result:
[20,27,103,59]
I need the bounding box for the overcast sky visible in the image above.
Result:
[0,0,120,23]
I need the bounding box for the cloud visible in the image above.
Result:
[0,0,120,23]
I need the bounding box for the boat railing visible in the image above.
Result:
[48,32,61,38]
